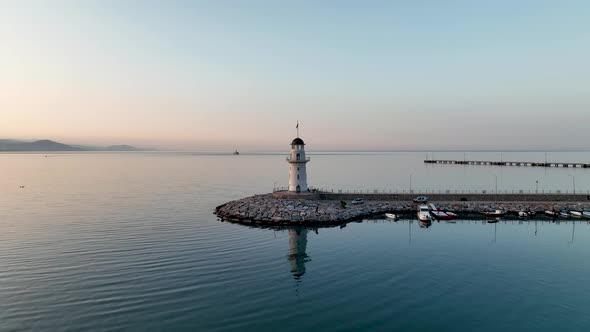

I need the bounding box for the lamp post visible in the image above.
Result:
[493,174,498,194]
[273,181,277,192]
[569,175,576,194]
[535,180,539,194]
[409,174,413,193]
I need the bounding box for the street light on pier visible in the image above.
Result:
[569,175,576,194]
[535,180,539,194]
[493,174,498,194]
[409,174,413,193]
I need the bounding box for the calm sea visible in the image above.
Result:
[1,151,590,331]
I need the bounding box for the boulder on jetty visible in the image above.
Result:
[214,193,590,225]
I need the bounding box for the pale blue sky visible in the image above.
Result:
[1,1,589,150]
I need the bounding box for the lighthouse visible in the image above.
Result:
[287,122,309,193]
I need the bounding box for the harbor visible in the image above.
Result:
[215,192,590,225]
[216,129,590,225]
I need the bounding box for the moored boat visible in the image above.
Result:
[430,210,453,220]
[570,211,582,217]
[427,203,457,220]
[518,211,529,218]
[385,213,398,220]
[583,211,590,219]
[445,211,458,218]
[559,210,570,218]
[545,210,557,218]
[481,209,506,217]
[417,205,432,222]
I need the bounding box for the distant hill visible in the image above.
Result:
[0,139,145,152]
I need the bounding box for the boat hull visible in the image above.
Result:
[417,214,431,222]
[430,211,453,220]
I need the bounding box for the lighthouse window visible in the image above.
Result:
[297,167,299,170]
[296,153,300,161]
[297,174,300,179]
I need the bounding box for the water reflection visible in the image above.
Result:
[287,227,311,280]
[265,218,589,281]
[492,222,497,244]
[419,220,432,228]
[569,221,576,245]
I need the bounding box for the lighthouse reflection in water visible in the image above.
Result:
[287,227,311,279]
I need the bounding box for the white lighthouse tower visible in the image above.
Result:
[287,122,309,193]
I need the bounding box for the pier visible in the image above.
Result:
[424,159,590,168]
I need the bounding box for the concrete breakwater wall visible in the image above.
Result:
[215,194,590,225]
[314,192,590,202]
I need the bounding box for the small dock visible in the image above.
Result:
[424,159,590,168]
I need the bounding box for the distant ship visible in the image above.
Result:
[233,149,240,155]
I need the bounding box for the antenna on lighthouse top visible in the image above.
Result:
[296,121,299,138]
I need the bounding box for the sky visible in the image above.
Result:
[1,0,590,151]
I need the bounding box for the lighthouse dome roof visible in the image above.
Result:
[291,138,305,145]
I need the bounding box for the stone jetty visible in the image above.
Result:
[214,193,590,226]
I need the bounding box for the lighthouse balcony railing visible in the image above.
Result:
[286,156,310,162]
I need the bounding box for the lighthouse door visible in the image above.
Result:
[296,185,301,193]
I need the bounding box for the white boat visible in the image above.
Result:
[481,209,506,217]
[570,211,582,217]
[545,210,557,218]
[559,210,570,218]
[583,211,590,219]
[518,211,529,218]
[385,213,398,220]
[417,205,432,222]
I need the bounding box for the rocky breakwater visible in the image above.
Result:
[432,201,590,213]
[214,194,413,225]
[215,194,590,226]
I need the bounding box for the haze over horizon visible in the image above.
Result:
[2,1,589,151]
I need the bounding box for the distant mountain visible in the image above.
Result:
[0,139,145,152]
[0,139,80,151]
